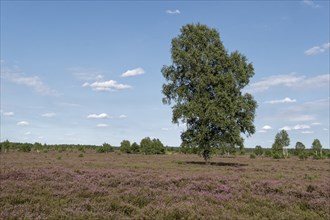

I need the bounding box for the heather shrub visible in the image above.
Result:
[78,153,84,157]
[250,153,256,159]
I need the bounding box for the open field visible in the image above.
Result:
[1,151,329,219]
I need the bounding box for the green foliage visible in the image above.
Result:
[272,130,290,157]
[272,151,284,159]
[140,137,165,155]
[218,143,237,156]
[250,153,256,159]
[180,144,198,154]
[294,141,305,155]
[96,143,114,153]
[120,140,132,153]
[78,146,86,153]
[264,150,272,157]
[162,23,257,162]
[19,143,32,152]
[78,153,84,158]
[298,151,308,160]
[311,139,323,159]
[131,142,140,153]
[1,140,11,152]
[254,145,263,156]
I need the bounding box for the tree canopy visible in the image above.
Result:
[272,130,290,158]
[162,23,257,162]
[311,139,322,158]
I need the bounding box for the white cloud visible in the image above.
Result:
[302,0,321,8]
[311,122,321,126]
[279,126,292,131]
[247,73,329,93]
[121,67,145,77]
[323,128,329,131]
[279,124,310,131]
[1,63,58,96]
[305,42,329,55]
[262,125,272,130]
[258,130,267,133]
[166,9,180,14]
[87,113,109,119]
[162,127,169,131]
[323,42,330,49]
[17,121,29,126]
[97,123,109,127]
[2,111,14,116]
[24,131,31,135]
[247,73,304,93]
[265,97,296,104]
[301,131,314,134]
[84,80,131,91]
[41,112,56,117]
[119,114,127,118]
[293,124,310,130]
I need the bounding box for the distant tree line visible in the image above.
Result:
[0,137,174,155]
[180,130,329,160]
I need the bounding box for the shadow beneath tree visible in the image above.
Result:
[185,161,248,167]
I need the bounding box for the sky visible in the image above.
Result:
[1,1,329,148]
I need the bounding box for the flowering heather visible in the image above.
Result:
[0,151,329,219]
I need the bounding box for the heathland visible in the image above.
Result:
[1,149,329,219]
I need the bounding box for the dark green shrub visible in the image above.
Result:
[120,140,131,153]
[96,143,114,153]
[254,145,263,156]
[250,153,256,159]
[131,142,140,153]
[272,151,283,159]
[19,143,32,152]
[264,150,272,157]
[140,137,165,154]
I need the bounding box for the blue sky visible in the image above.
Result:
[1,1,329,148]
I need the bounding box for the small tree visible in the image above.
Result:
[295,141,305,156]
[120,140,131,153]
[272,130,290,158]
[254,145,263,156]
[311,139,323,159]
